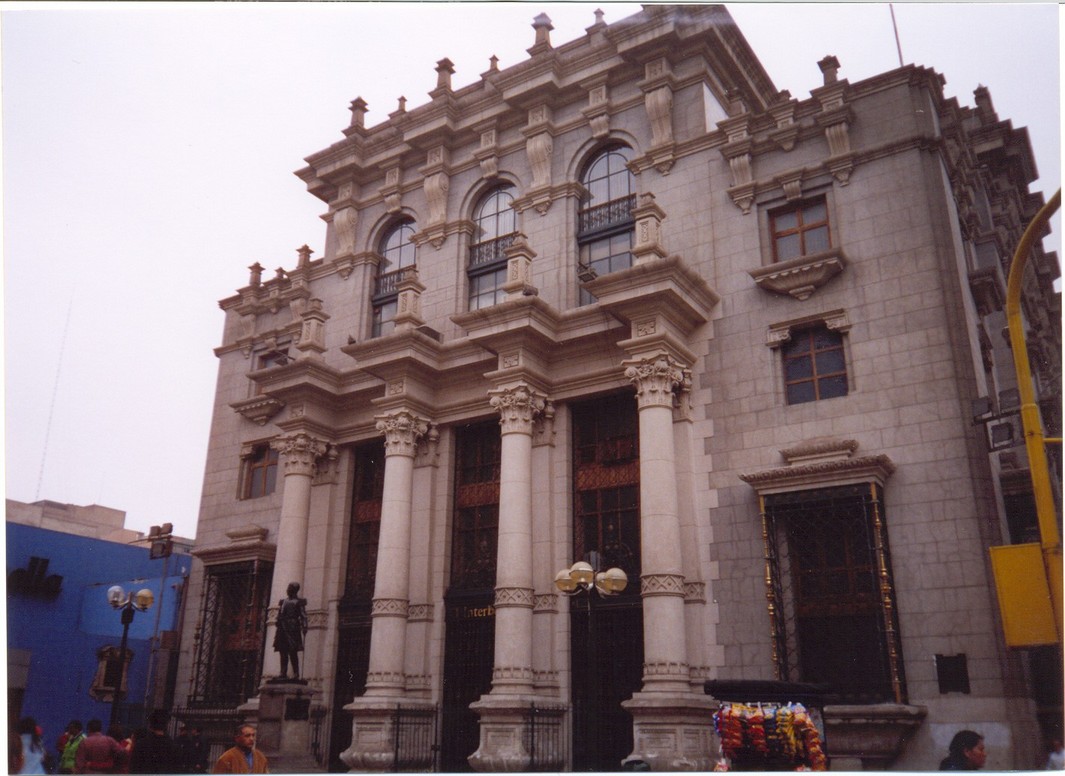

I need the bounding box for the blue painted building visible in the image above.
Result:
[7,501,192,746]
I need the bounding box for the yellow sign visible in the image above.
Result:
[989,543,1058,647]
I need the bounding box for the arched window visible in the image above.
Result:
[468,187,517,310]
[578,146,636,305]
[372,220,417,337]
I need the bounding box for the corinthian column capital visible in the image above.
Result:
[375,410,430,457]
[489,384,548,435]
[624,355,690,410]
[271,432,330,477]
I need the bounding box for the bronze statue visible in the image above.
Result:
[273,582,308,679]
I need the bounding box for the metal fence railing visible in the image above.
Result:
[524,703,568,772]
[393,706,438,772]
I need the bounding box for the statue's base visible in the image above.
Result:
[266,676,309,685]
[257,680,322,772]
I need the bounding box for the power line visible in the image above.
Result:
[35,294,74,501]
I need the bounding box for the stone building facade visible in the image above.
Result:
[174,5,1061,771]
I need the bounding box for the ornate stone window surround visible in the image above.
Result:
[765,309,853,406]
[750,184,847,301]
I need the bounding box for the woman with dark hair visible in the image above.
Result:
[17,717,47,774]
[940,730,987,770]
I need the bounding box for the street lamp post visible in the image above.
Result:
[106,585,155,729]
[554,551,627,768]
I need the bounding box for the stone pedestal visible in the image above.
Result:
[823,703,927,770]
[468,695,564,772]
[622,691,718,771]
[341,697,436,773]
[256,680,322,773]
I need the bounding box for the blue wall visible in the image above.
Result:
[6,522,191,746]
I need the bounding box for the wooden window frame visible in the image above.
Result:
[770,197,832,263]
[241,443,279,500]
[781,325,849,405]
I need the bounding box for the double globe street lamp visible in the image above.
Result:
[554,551,628,768]
[106,585,155,727]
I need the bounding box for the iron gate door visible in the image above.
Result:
[571,596,643,770]
[440,590,495,772]
[328,605,371,772]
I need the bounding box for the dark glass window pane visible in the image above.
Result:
[813,328,842,351]
[787,382,816,405]
[774,211,798,231]
[818,375,849,399]
[776,233,801,261]
[784,355,813,381]
[816,349,846,374]
[804,201,828,223]
[805,226,830,254]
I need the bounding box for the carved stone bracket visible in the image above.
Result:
[231,395,286,426]
[582,77,612,139]
[749,248,847,300]
[295,298,330,358]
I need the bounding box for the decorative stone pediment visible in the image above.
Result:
[739,437,896,495]
[749,248,846,300]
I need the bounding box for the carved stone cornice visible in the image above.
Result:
[740,453,897,494]
[533,593,558,613]
[376,410,430,458]
[408,603,434,622]
[271,432,331,477]
[624,355,689,410]
[371,598,410,618]
[749,248,847,300]
[489,385,548,435]
[640,573,686,597]
[683,581,706,603]
[494,586,535,608]
[193,524,275,566]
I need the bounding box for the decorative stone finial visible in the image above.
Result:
[397,96,407,113]
[973,86,995,119]
[297,245,313,268]
[529,13,553,53]
[489,55,499,73]
[435,58,455,91]
[248,262,263,288]
[818,55,841,85]
[349,97,368,128]
[594,8,605,25]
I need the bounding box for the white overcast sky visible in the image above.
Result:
[2,2,1060,540]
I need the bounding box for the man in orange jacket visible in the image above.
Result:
[211,724,268,774]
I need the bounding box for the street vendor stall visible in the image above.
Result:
[705,680,829,771]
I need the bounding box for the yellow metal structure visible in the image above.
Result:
[993,188,1063,645]
[990,543,1058,647]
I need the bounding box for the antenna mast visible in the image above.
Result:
[889,4,905,67]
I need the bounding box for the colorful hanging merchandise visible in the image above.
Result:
[712,702,827,771]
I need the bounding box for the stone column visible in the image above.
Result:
[624,356,690,693]
[364,409,428,696]
[488,384,544,694]
[342,409,431,773]
[621,355,715,770]
[262,432,328,680]
[468,384,548,772]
